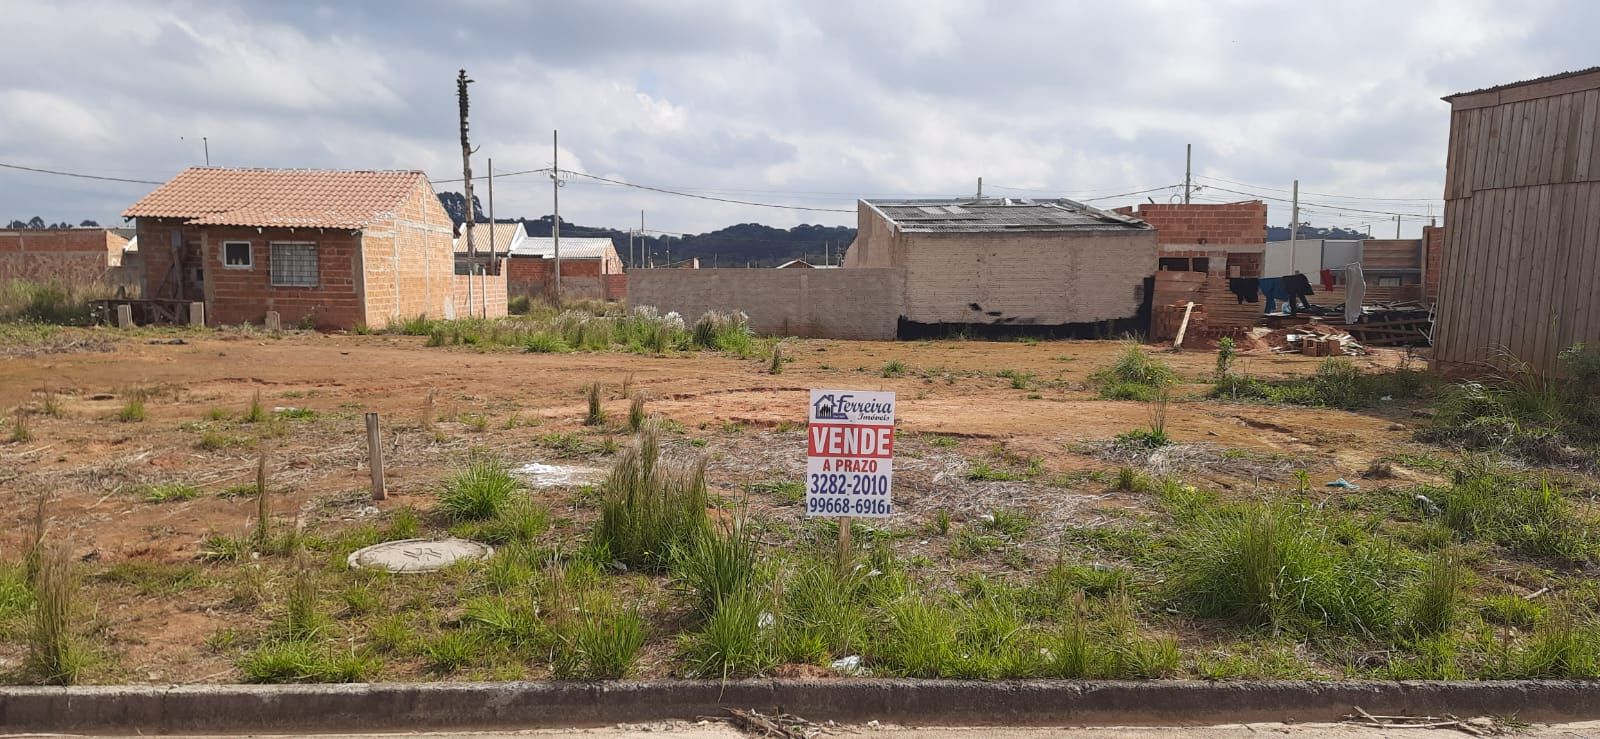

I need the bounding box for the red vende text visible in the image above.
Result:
[807,423,895,458]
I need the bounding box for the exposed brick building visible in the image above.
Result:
[123,167,477,330]
[503,232,626,302]
[1113,201,1270,336]
[0,227,141,293]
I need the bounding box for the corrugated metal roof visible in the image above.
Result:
[508,236,615,260]
[455,222,524,254]
[123,167,426,229]
[1444,66,1600,100]
[865,197,1150,234]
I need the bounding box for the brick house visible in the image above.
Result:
[122,167,471,329]
[503,231,626,301]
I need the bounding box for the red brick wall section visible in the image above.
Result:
[1423,225,1444,303]
[1113,202,1267,245]
[0,229,128,286]
[505,257,623,301]
[604,273,627,301]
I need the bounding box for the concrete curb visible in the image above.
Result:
[3,679,1599,734]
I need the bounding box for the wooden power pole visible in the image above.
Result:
[457,70,477,258]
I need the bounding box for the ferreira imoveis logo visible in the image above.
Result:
[812,393,850,420]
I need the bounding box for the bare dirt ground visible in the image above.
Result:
[0,328,1444,683]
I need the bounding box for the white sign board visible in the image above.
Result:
[806,389,895,518]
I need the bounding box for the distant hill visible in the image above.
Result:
[438,192,855,268]
[1266,224,1373,241]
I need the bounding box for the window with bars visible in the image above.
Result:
[270,242,318,287]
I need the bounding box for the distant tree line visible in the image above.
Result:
[5,217,101,229]
[438,192,855,268]
[1267,223,1375,241]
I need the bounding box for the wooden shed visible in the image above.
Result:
[1434,67,1600,374]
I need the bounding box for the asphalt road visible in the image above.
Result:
[34,720,1600,738]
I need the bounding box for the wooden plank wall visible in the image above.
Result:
[1435,72,1600,374]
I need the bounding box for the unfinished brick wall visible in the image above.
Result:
[450,265,508,319]
[0,229,129,287]
[1113,202,1267,245]
[1423,225,1444,303]
[361,179,459,328]
[177,224,366,329]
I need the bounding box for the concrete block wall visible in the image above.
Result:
[0,229,129,286]
[630,268,904,340]
[901,231,1157,325]
[1114,202,1267,245]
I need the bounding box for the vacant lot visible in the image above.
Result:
[0,319,1595,686]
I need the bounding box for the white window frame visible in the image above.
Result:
[269,242,319,288]
[221,241,253,269]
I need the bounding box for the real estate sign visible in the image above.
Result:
[806,389,895,518]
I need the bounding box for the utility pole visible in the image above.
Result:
[641,211,647,268]
[1289,179,1299,257]
[487,157,496,268]
[457,70,477,258]
[204,137,209,166]
[1395,215,1402,239]
[627,230,634,270]
[550,129,562,305]
[1184,144,1192,205]
[976,177,983,199]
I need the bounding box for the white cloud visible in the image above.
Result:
[0,0,1592,237]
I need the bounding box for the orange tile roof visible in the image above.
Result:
[123,167,428,229]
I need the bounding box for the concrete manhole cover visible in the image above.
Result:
[346,538,492,573]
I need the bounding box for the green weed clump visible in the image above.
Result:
[0,279,107,324]
[679,589,776,679]
[439,456,520,522]
[584,383,605,426]
[1170,501,1410,635]
[554,597,649,679]
[672,517,759,618]
[1424,467,1593,561]
[591,420,710,572]
[881,359,907,378]
[141,482,202,503]
[27,543,85,685]
[1420,347,1600,468]
[523,332,570,353]
[117,398,146,422]
[1211,357,1430,409]
[241,641,380,683]
[690,310,752,355]
[1094,342,1176,400]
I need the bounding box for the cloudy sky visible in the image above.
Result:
[0,0,1594,238]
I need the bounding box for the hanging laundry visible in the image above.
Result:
[1259,277,1289,313]
[1284,273,1315,312]
[1320,268,1336,292]
[1228,277,1260,304]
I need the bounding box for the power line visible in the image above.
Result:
[1194,174,1441,203]
[1082,184,1185,202]
[560,170,853,213]
[1196,183,1434,218]
[0,161,162,185]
